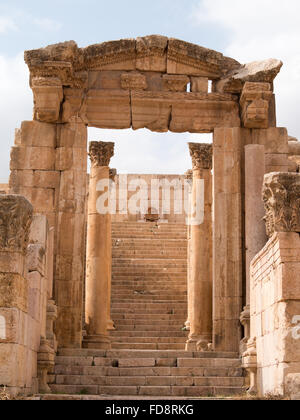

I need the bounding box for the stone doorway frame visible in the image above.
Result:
[9,35,284,352]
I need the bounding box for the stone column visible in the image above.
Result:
[184,170,193,331]
[107,169,117,331]
[84,141,114,349]
[241,145,267,352]
[0,195,33,396]
[186,144,213,351]
[213,128,243,352]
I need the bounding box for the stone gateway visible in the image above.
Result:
[0,35,299,400]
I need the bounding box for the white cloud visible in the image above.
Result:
[33,18,62,32]
[0,53,32,183]
[193,0,300,138]
[0,16,17,33]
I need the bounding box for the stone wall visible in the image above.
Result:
[243,172,300,398]
[248,232,300,397]
[0,196,56,396]
[9,120,87,349]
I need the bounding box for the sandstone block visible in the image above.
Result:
[10,147,55,171]
[0,273,28,312]
[32,77,63,123]
[86,90,131,129]
[15,121,56,148]
[191,77,208,93]
[136,35,168,72]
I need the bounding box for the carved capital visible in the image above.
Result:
[0,195,33,254]
[89,141,115,167]
[262,172,300,237]
[188,143,212,170]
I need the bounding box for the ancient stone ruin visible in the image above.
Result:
[0,35,300,400]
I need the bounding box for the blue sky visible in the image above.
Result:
[0,0,300,181]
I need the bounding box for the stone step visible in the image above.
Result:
[112,286,187,293]
[113,319,185,326]
[39,394,233,400]
[112,259,188,266]
[49,384,244,397]
[111,343,186,350]
[54,365,242,378]
[112,295,187,302]
[112,249,187,255]
[112,269,187,275]
[112,313,186,320]
[112,273,187,278]
[54,375,245,387]
[112,240,187,247]
[111,280,187,285]
[111,303,187,317]
[112,325,185,332]
[57,349,239,359]
[110,337,187,344]
[112,234,187,239]
[112,225,187,230]
[108,331,188,338]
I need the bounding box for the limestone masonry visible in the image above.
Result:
[0,35,300,400]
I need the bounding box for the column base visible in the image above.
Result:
[107,319,116,331]
[83,335,111,350]
[184,320,191,331]
[185,335,212,352]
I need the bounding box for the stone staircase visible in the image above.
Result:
[110,222,189,350]
[47,222,245,399]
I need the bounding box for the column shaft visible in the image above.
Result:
[186,144,213,351]
[84,141,114,349]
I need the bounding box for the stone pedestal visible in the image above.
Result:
[84,142,114,350]
[186,144,212,351]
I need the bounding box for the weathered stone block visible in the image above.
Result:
[10,146,55,171]
[121,72,147,90]
[0,274,28,312]
[252,127,288,154]
[57,123,87,149]
[32,77,63,123]
[136,35,168,72]
[55,281,83,308]
[191,77,208,93]
[86,89,131,129]
[15,121,56,148]
[162,75,190,92]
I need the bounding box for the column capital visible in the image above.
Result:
[0,194,33,254]
[263,172,300,237]
[89,141,115,167]
[188,143,212,170]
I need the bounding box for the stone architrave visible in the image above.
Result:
[84,141,114,349]
[186,143,212,351]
